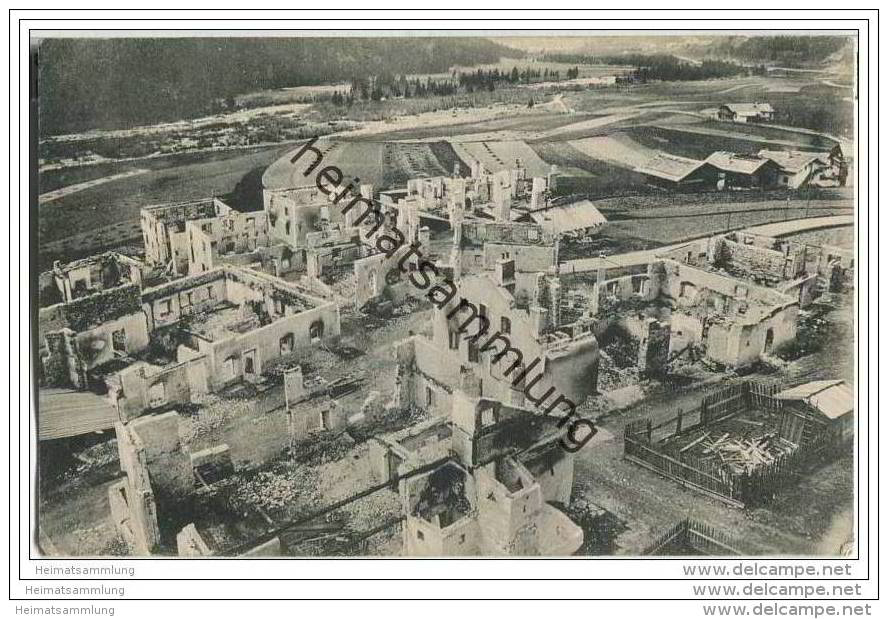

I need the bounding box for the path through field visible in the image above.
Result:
[38,168,148,203]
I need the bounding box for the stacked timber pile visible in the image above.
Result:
[697,431,798,474]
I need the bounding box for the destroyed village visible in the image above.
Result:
[35,35,856,557]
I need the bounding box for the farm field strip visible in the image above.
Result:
[568,134,661,170]
[650,123,831,151]
[38,143,295,245]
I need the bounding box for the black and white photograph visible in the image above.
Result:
[32,30,859,559]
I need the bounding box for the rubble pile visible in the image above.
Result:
[181,393,252,445]
[290,431,356,466]
[229,465,319,514]
[597,349,641,392]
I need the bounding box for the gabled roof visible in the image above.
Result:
[529,200,608,235]
[776,380,854,420]
[636,154,708,182]
[705,151,772,175]
[722,103,775,116]
[758,150,830,174]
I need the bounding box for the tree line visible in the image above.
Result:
[38,37,522,136]
[541,52,763,82]
[326,65,582,107]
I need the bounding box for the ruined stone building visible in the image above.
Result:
[664,232,820,309]
[37,256,342,439]
[141,197,277,278]
[451,220,559,279]
[394,258,599,418]
[141,198,229,275]
[371,384,583,556]
[591,253,800,368]
[38,253,152,388]
[184,207,271,274]
[108,409,277,557]
[42,251,147,304]
[384,160,557,228]
[109,411,192,554]
[140,265,340,392]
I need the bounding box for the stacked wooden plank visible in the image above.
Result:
[700,432,797,474]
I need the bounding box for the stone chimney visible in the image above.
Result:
[493,178,511,222]
[530,177,546,210]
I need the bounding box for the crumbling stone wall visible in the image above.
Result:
[520,445,575,506]
[204,302,340,391]
[402,462,480,556]
[708,236,807,283]
[475,461,542,555]
[393,337,457,417]
[117,412,192,503]
[112,412,193,554]
[176,523,212,556]
[112,357,207,422]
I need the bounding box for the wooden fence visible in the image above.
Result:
[643,518,743,556]
[625,419,743,506]
[624,380,840,508]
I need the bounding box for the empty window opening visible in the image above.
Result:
[309,320,324,343]
[111,328,126,353]
[280,333,295,355]
[222,356,237,381]
[764,328,775,353]
[148,382,166,409]
[243,350,257,376]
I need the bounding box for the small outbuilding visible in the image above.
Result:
[635,154,718,190]
[717,103,775,123]
[529,199,608,237]
[758,150,831,189]
[776,379,854,446]
[705,151,781,190]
